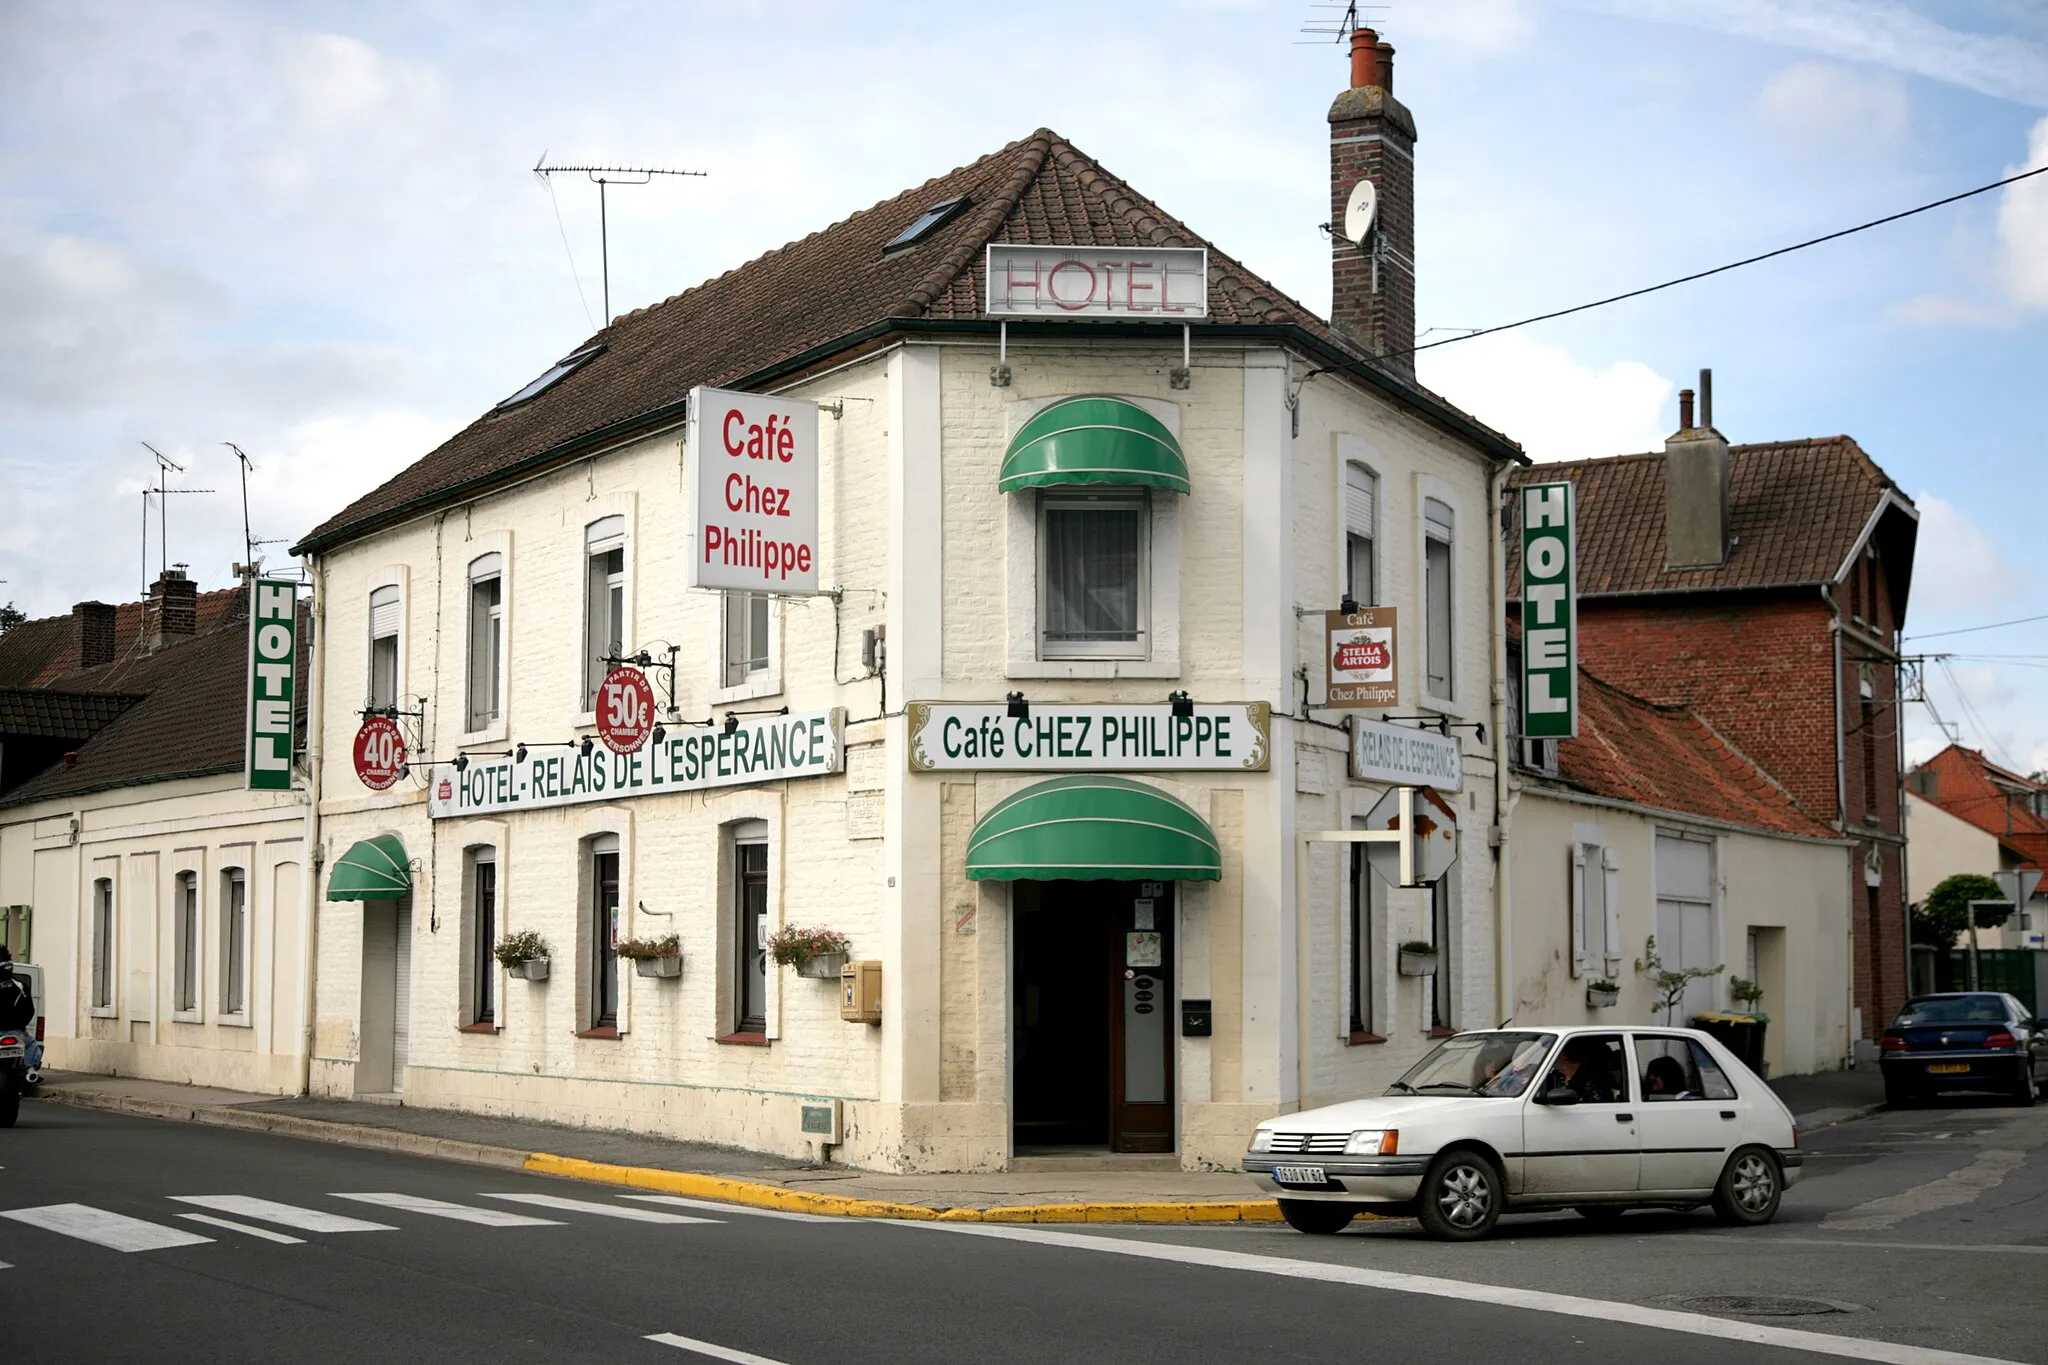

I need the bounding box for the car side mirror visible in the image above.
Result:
[1534,1083,1580,1106]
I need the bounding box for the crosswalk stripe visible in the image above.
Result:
[625,1195,837,1224]
[646,1332,794,1364]
[330,1193,561,1227]
[1,1204,214,1252]
[478,1193,719,1224]
[170,1196,397,1233]
[175,1213,306,1245]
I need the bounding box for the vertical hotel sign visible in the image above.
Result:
[246,578,298,789]
[1520,482,1577,738]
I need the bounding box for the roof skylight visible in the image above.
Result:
[494,343,605,412]
[883,196,971,254]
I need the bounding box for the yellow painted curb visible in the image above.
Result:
[523,1152,1285,1225]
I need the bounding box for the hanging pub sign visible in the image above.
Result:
[594,665,657,755]
[244,578,298,791]
[428,709,844,819]
[353,715,407,791]
[984,245,1208,318]
[1520,481,1578,739]
[686,385,821,595]
[1325,606,1398,708]
[907,702,1269,772]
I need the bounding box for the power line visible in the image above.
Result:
[1391,161,2048,363]
[1906,611,2048,642]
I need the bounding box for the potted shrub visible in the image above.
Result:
[769,926,852,980]
[1397,940,1439,976]
[1586,979,1620,1009]
[618,933,683,979]
[1728,975,1767,1017]
[494,929,551,982]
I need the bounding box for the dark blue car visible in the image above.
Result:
[1879,993,2047,1107]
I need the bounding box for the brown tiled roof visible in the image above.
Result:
[1506,437,1911,597]
[1911,744,2048,873]
[0,589,246,689]
[0,689,143,739]
[297,128,1519,555]
[1536,669,1836,839]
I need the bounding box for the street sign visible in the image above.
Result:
[1362,785,1458,888]
[594,665,657,755]
[1349,715,1461,793]
[1993,869,2042,908]
[1520,481,1578,739]
[352,715,407,791]
[1325,606,1398,708]
[245,578,298,790]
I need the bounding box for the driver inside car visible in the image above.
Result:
[1546,1038,1616,1102]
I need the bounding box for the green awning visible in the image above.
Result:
[327,834,411,900]
[966,776,1221,882]
[999,396,1191,494]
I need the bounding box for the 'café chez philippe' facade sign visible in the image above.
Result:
[908,702,1269,772]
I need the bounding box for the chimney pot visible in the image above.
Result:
[1375,41,1394,94]
[145,568,198,650]
[1698,367,1714,430]
[1350,27,1380,89]
[73,601,118,669]
[1329,26,1417,377]
[1677,388,1695,431]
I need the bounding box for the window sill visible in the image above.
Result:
[1419,695,1469,721]
[1346,1031,1387,1046]
[716,1031,770,1047]
[169,1011,202,1025]
[217,1013,253,1029]
[1010,658,1180,680]
[460,721,509,747]
[712,675,782,706]
[1428,1026,1458,1039]
[577,1025,620,1040]
[88,1006,118,1019]
[458,1021,499,1035]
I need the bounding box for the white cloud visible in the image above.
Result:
[1886,294,2017,328]
[1998,115,2048,310]
[1417,334,1674,461]
[1396,0,1536,52]
[1751,61,1908,152]
[1909,494,2015,617]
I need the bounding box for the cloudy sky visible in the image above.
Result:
[2,0,2044,769]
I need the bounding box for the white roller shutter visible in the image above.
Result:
[369,586,400,640]
[1344,464,1377,535]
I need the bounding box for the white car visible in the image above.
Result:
[1244,1025,1802,1240]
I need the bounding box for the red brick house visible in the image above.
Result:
[1509,387,1918,1044]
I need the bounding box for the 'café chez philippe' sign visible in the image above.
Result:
[908,702,1268,772]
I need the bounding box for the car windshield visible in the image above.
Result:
[1895,996,2008,1025]
[1389,1031,1558,1098]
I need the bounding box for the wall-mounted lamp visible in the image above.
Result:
[1339,594,1359,615]
[722,713,740,736]
[513,744,528,764]
[452,754,470,773]
[1168,691,1194,720]
[1006,691,1029,721]
[578,736,594,759]
[652,723,667,746]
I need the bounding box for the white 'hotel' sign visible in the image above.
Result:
[985,245,1208,318]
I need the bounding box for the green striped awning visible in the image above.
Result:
[326,834,411,901]
[966,776,1221,882]
[999,396,1190,494]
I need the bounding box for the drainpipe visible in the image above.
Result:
[298,552,326,1096]
[1490,461,1515,1025]
[1823,583,1854,1051]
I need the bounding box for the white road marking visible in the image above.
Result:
[170,1196,397,1233]
[330,1193,561,1227]
[646,1332,794,1363]
[175,1213,306,1245]
[624,1194,837,1224]
[911,1221,2023,1365]
[478,1193,717,1223]
[1769,1237,2048,1256]
[1824,1148,2029,1231]
[1,1203,214,1253]
[0,1261,11,1270]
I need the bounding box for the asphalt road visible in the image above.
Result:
[0,1097,2037,1365]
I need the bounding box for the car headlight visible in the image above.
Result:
[1250,1128,1275,1153]
[1344,1129,1398,1156]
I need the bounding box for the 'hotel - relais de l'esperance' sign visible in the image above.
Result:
[908,702,1269,772]
[428,709,844,819]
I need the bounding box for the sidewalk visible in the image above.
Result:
[1769,1065,1887,1131]
[30,1072,1280,1224]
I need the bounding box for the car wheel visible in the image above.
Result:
[1278,1200,1356,1235]
[2010,1063,2038,1108]
[1882,1075,1916,1109]
[1573,1205,1628,1225]
[0,1087,16,1129]
[1416,1149,1503,1242]
[1710,1146,1782,1227]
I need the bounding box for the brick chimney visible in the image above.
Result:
[73,601,117,669]
[144,567,198,651]
[1665,369,1731,569]
[1329,26,1417,380]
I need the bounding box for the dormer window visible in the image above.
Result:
[494,344,604,412]
[883,197,970,254]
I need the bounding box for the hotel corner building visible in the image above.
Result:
[294,33,1526,1171]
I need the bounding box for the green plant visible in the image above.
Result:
[1587,979,1619,993]
[1633,935,1723,1023]
[1398,940,1437,956]
[1728,975,1765,1010]
[1913,873,2009,945]
[767,926,851,968]
[615,933,680,961]
[492,929,550,969]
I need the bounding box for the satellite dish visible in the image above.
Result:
[1343,180,1378,247]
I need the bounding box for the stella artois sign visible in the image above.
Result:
[1325,606,1398,708]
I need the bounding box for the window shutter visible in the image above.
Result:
[369,586,400,640]
[1602,848,1623,974]
[1570,844,1589,978]
[1344,465,1376,535]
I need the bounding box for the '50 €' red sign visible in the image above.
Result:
[596,666,657,755]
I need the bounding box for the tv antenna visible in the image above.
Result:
[139,443,214,585]
[532,158,707,325]
[1297,1,1385,43]
[222,442,287,575]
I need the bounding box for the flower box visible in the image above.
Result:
[770,926,853,978]
[796,951,848,980]
[1586,984,1620,1009]
[634,955,682,979]
[510,957,550,982]
[1397,946,1439,977]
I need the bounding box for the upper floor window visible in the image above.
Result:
[1345,464,1378,607]
[1423,497,1455,700]
[722,592,771,689]
[1505,648,1557,775]
[583,516,626,708]
[368,585,400,712]
[467,553,504,731]
[1040,491,1148,660]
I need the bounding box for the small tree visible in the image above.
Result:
[1634,934,1723,1024]
[1914,873,2008,946]
[0,602,23,638]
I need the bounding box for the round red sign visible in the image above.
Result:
[595,665,658,755]
[353,715,408,790]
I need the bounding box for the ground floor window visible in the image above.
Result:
[590,836,619,1028]
[1349,845,1377,1038]
[733,830,768,1034]
[470,850,497,1026]
[219,867,247,1016]
[92,878,115,1010]
[173,871,199,1015]
[1430,874,1453,1031]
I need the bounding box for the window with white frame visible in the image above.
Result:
[1654,831,1717,1020]
[469,848,497,1027]
[173,871,199,1015]
[583,516,626,707]
[721,592,771,689]
[219,867,247,1016]
[1348,843,1379,1038]
[1039,490,1148,659]
[1572,841,1621,979]
[1423,497,1454,699]
[1345,464,1378,607]
[732,821,769,1035]
[1430,868,1456,1030]
[467,553,504,731]
[91,877,114,1011]
[589,835,620,1030]
[368,585,401,712]
[1505,647,1557,775]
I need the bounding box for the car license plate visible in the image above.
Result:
[1927,1063,1970,1074]
[1272,1165,1328,1185]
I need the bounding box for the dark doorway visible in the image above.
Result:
[1013,879,1174,1154]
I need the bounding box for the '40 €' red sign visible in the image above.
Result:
[353,715,407,790]
[596,666,658,755]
